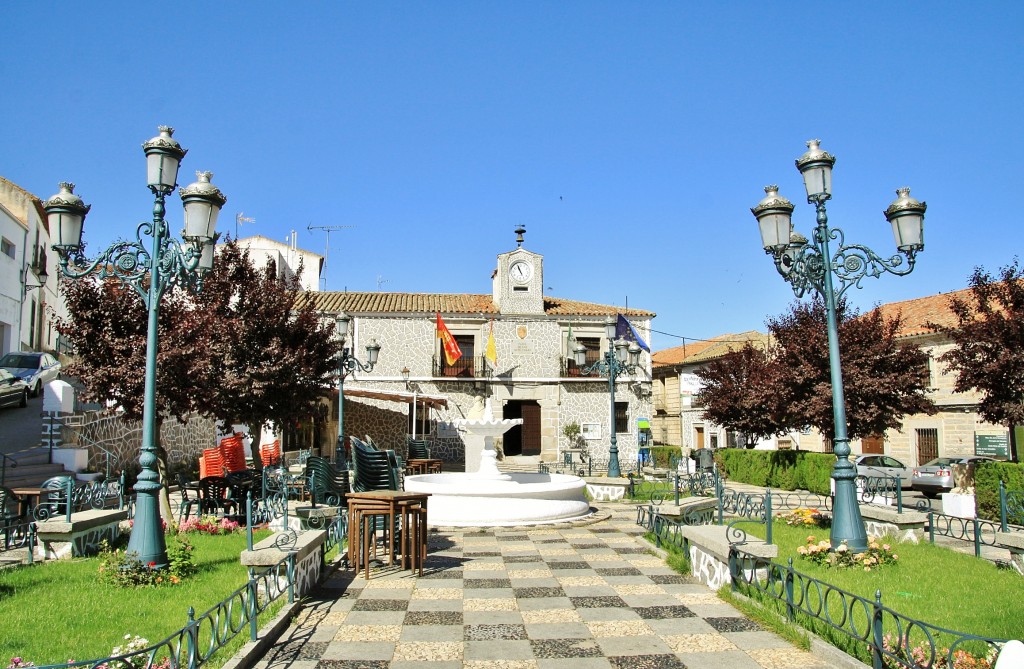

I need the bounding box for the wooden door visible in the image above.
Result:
[521,403,542,456]
[695,427,705,450]
[861,434,885,455]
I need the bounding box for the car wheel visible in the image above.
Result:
[33,381,42,398]
[19,390,28,408]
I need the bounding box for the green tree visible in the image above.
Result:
[696,298,935,445]
[198,241,340,451]
[769,297,936,442]
[936,260,1024,462]
[695,342,780,447]
[56,240,340,490]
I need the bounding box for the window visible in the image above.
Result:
[440,335,475,377]
[919,355,933,388]
[0,238,14,259]
[709,434,719,449]
[726,430,746,448]
[823,437,835,454]
[778,438,792,450]
[916,428,939,465]
[567,337,601,377]
[614,401,628,433]
[28,298,37,348]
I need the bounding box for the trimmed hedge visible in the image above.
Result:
[648,446,682,468]
[714,449,837,495]
[974,461,1024,522]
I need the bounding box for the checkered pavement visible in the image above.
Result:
[253,504,827,668]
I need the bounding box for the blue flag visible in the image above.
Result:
[615,314,650,353]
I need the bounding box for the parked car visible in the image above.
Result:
[0,369,29,409]
[911,456,996,497]
[0,351,61,397]
[854,454,912,488]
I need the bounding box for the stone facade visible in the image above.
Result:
[313,240,655,468]
[58,410,217,474]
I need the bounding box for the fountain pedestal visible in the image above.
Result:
[403,398,590,527]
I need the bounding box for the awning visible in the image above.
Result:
[637,418,651,430]
[339,386,449,410]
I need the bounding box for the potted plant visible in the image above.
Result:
[941,463,978,519]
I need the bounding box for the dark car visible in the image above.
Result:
[911,455,996,497]
[0,369,29,409]
[0,351,61,397]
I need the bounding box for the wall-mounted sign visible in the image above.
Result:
[975,432,1009,459]
[581,423,601,440]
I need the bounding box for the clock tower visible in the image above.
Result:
[494,226,544,315]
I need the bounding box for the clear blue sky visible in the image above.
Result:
[4,2,1021,351]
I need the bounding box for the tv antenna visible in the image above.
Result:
[376,274,389,291]
[307,224,354,290]
[235,212,255,239]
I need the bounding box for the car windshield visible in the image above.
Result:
[922,458,957,467]
[0,354,39,369]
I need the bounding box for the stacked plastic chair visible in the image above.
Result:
[259,440,282,466]
[199,447,223,479]
[351,437,400,492]
[304,455,351,507]
[219,434,247,473]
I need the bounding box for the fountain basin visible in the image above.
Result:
[404,472,592,527]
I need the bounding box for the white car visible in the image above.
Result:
[0,351,61,397]
[854,454,913,489]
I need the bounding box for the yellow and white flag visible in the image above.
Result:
[484,320,498,369]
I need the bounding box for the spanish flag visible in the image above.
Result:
[484,319,498,369]
[436,312,462,365]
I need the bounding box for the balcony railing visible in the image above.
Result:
[433,355,483,378]
[560,358,601,378]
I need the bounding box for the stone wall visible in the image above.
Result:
[59,410,217,474]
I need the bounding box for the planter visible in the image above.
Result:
[941,492,976,519]
[51,448,89,473]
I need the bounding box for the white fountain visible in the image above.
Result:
[403,398,591,527]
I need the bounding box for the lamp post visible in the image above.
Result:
[751,139,926,552]
[44,126,226,568]
[572,315,642,478]
[335,312,381,458]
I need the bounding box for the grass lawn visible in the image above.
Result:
[0,529,281,666]
[743,521,1023,642]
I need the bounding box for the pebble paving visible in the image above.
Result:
[254,504,827,669]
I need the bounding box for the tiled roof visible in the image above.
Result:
[652,339,718,367]
[869,288,968,337]
[0,176,48,230]
[652,331,771,367]
[298,291,655,318]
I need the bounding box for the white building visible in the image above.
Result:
[0,177,65,355]
[228,233,323,292]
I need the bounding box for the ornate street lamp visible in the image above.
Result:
[44,126,226,568]
[335,312,381,460]
[751,139,926,552]
[571,315,642,478]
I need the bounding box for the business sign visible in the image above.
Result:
[974,432,1009,458]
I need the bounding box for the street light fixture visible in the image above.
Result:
[43,126,226,568]
[571,315,642,478]
[751,139,926,552]
[335,312,381,460]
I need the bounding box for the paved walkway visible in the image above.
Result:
[255,504,827,669]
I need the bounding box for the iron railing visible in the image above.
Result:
[0,452,15,486]
[638,505,1007,669]
[33,552,297,669]
[731,550,1006,669]
[927,511,1000,558]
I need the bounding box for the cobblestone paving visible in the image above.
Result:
[255,505,826,669]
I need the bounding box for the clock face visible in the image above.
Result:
[509,260,533,284]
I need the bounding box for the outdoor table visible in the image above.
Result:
[11,487,49,517]
[345,490,429,579]
[405,458,443,475]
